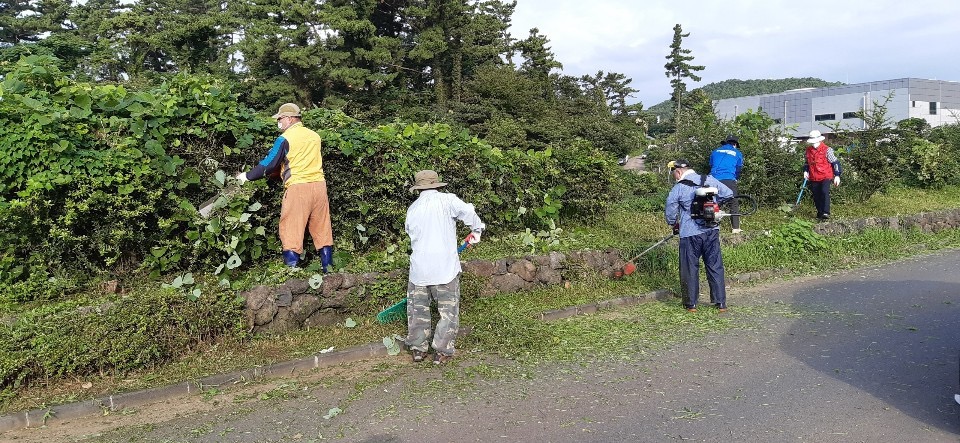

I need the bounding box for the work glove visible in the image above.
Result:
[235,172,248,184]
[465,231,482,245]
[833,176,840,187]
[672,223,680,235]
[803,171,809,180]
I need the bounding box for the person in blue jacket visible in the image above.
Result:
[665,159,734,312]
[709,134,744,233]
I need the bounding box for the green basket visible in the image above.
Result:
[376,241,469,324]
[376,298,407,324]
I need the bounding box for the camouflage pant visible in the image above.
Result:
[405,276,460,356]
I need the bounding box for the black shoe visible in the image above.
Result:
[411,350,427,363]
[433,352,453,365]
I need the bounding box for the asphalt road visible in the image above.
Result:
[8,250,960,442]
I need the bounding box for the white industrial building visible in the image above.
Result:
[713,78,960,137]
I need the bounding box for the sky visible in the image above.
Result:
[510,0,960,107]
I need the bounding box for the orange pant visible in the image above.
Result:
[279,181,333,254]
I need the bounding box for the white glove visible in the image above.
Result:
[235,172,248,184]
[466,231,482,244]
[833,176,840,186]
[803,171,809,180]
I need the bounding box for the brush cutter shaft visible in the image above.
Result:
[627,234,675,263]
[717,194,758,218]
[795,178,808,206]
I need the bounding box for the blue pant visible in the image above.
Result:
[810,179,832,218]
[679,229,726,308]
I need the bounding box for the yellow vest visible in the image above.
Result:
[280,123,325,186]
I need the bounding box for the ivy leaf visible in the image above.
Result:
[182,273,194,285]
[225,254,242,269]
[309,273,324,289]
[255,226,266,236]
[239,213,251,223]
[20,96,43,110]
[190,288,201,300]
[214,264,225,275]
[214,170,226,187]
[323,407,342,420]
[344,318,357,328]
[247,202,262,212]
[383,336,401,356]
[179,199,196,212]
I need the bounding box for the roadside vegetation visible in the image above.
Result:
[4,2,960,418]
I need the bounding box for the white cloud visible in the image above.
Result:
[511,0,960,107]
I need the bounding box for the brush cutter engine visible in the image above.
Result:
[691,186,723,227]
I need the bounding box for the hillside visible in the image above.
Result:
[648,77,844,117]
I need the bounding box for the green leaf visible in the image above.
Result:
[383,336,401,356]
[344,318,357,328]
[323,407,342,420]
[247,202,262,212]
[20,96,43,110]
[309,273,324,289]
[225,254,242,269]
[182,273,195,285]
[214,170,226,187]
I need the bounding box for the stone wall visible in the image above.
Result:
[243,207,960,333]
[243,249,626,333]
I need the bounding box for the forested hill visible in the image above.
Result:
[649,77,844,115]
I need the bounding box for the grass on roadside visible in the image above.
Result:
[5,184,960,415]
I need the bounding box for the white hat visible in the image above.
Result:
[807,130,826,144]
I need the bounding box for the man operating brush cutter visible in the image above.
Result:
[618,166,755,279]
[665,159,734,313]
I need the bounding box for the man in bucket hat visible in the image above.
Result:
[802,130,842,220]
[404,170,485,365]
[236,103,336,271]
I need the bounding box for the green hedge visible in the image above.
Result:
[0,290,244,402]
[0,55,621,301]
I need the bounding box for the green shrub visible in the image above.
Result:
[0,288,244,403]
[0,55,620,298]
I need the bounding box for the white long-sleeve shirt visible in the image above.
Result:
[405,190,485,286]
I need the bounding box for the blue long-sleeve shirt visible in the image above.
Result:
[709,143,743,181]
[665,170,734,238]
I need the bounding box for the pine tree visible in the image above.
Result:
[663,23,704,114]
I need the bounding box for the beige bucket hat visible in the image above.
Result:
[409,170,448,192]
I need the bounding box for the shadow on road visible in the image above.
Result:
[782,277,960,434]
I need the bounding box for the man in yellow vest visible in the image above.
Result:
[236,103,335,271]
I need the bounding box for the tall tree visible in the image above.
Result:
[663,23,704,114]
[0,0,70,47]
